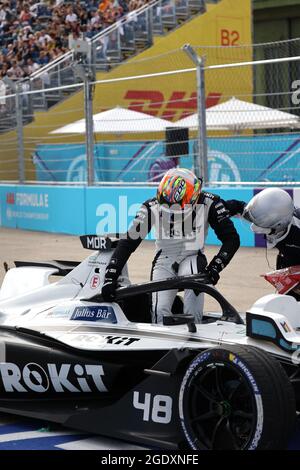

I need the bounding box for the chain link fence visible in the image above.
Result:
[0,38,300,185]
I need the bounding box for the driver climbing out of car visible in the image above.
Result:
[225,188,300,270]
[101,168,240,323]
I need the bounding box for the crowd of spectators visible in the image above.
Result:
[0,0,149,84]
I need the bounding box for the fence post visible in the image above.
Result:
[71,39,96,185]
[182,44,208,183]
[146,7,153,47]
[15,83,25,184]
[84,74,95,186]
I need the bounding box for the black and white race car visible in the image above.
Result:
[0,235,299,450]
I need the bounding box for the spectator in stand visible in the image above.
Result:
[37,49,49,66]
[30,1,51,19]
[128,0,147,11]
[0,2,13,28]
[8,60,24,79]
[118,0,129,14]
[65,6,77,25]
[98,0,111,14]
[76,3,88,26]
[36,28,53,47]
[26,56,39,74]
[0,0,150,84]
[20,72,30,108]
[90,10,101,28]
[19,3,35,23]
[0,71,6,112]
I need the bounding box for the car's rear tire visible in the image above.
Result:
[178,345,296,450]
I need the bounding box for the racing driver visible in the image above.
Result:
[101,168,240,323]
[225,188,300,269]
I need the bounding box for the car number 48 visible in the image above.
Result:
[133,391,173,424]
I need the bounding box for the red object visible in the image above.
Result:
[263,266,300,294]
[6,193,15,205]
[124,90,222,120]
[90,275,100,289]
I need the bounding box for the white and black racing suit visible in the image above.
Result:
[225,200,300,269]
[103,192,240,323]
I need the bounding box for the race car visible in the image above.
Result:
[0,234,299,450]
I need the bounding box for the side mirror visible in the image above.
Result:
[163,314,197,333]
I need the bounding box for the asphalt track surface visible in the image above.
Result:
[0,227,298,450]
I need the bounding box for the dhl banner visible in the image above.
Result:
[93,0,252,123]
[33,133,300,185]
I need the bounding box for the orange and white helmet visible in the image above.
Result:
[157,168,202,214]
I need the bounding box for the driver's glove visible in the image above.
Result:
[224,199,246,217]
[205,265,220,286]
[102,265,119,301]
[205,255,225,286]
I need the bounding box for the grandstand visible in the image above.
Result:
[0,0,211,131]
[0,0,148,81]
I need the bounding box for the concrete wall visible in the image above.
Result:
[1,184,297,247]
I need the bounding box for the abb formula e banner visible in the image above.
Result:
[0,184,254,246]
[33,133,300,185]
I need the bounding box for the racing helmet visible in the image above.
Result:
[243,188,294,233]
[157,168,202,215]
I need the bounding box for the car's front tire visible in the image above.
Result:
[179,345,295,450]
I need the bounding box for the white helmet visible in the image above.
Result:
[243,188,294,233]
